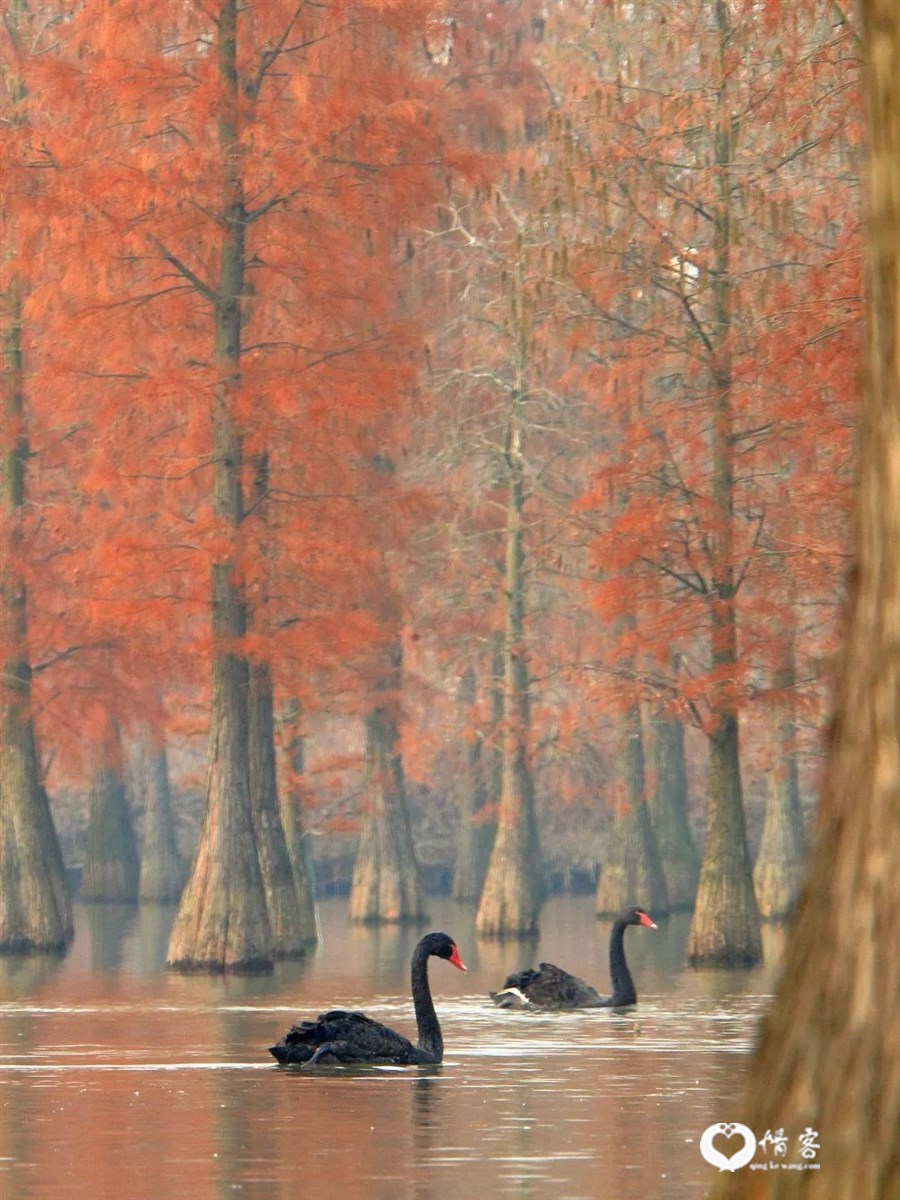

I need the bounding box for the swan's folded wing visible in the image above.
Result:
[500,968,541,991]
[523,962,603,1009]
[270,1009,412,1063]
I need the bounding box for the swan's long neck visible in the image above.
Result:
[608,920,637,1005]
[411,944,442,1060]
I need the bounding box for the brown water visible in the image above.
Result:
[0,897,785,1200]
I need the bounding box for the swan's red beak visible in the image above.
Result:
[637,912,658,930]
[448,944,468,972]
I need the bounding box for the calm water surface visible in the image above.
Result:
[0,897,786,1200]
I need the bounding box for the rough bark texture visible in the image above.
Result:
[137,732,186,902]
[0,243,72,952]
[476,412,543,938]
[248,662,314,956]
[0,711,72,952]
[688,1,762,966]
[753,762,806,922]
[167,0,272,972]
[81,731,140,903]
[753,656,807,920]
[688,717,762,965]
[276,699,319,945]
[595,704,670,917]
[647,713,699,910]
[167,567,272,972]
[716,8,900,1193]
[452,667,496,901]
[349,683,428,925]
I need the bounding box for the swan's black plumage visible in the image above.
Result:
[490,905,657,1010]
[269,931,466,1066]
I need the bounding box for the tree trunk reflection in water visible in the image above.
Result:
[0,897,786,1200]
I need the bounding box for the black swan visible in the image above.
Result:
[269,931,467,1066]
[490,905,657,1010]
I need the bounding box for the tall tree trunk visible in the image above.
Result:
[349,628,427,924]
[81,722,140,903]
[689,716,761,964]
[248,662,314,955]
[476,404,543,938]
[167,0,271,972]
[716,7,900,1193]
[648,712,699,910]
[754,656,807,920]
[688,0,762,966]
[245,452,316,953]
[277,698,319,944]
[0,277,72,953]
[452,667,495,901]
[138,730,186,902]
[595,703,669,917]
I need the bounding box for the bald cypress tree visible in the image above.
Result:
[716,7,900,1193]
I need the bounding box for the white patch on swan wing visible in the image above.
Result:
[489,987,533,1010]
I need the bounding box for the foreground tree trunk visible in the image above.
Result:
[138,731,186,902]
[452,668,495,901]
[167,0,272,972]
[277,698,318,945]
[717,8,900,1192]
[647,713,699,910]
[595,704,669,917]
[349,630,427,924]
[81,723,140,903]
[476,410,543,938]
[0,282,72,953]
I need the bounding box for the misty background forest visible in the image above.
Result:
[2,1,862,970]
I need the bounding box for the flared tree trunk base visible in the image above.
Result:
[249,663,316,957]
[688,719,762,967]
[279,793,319,946]
[349,817,428,925]
[0,704,73,953]
[754,854,806,922]
[349,694,427,926]
[138,738,187,903]
[687,882,763,966]
[475,813,541,940]
[277,701,319,948]
[597,707,669,918]
[166,637,274,974]
[452,820,496,902]
[754,775,807,922]
[81,760,140,904]
[475,895,539,940]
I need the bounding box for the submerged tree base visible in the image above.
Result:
[687,945,762,968]
[167,955,274,976]
[0,935,70,956]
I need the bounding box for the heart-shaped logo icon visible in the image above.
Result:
[700,1122,757,1172]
